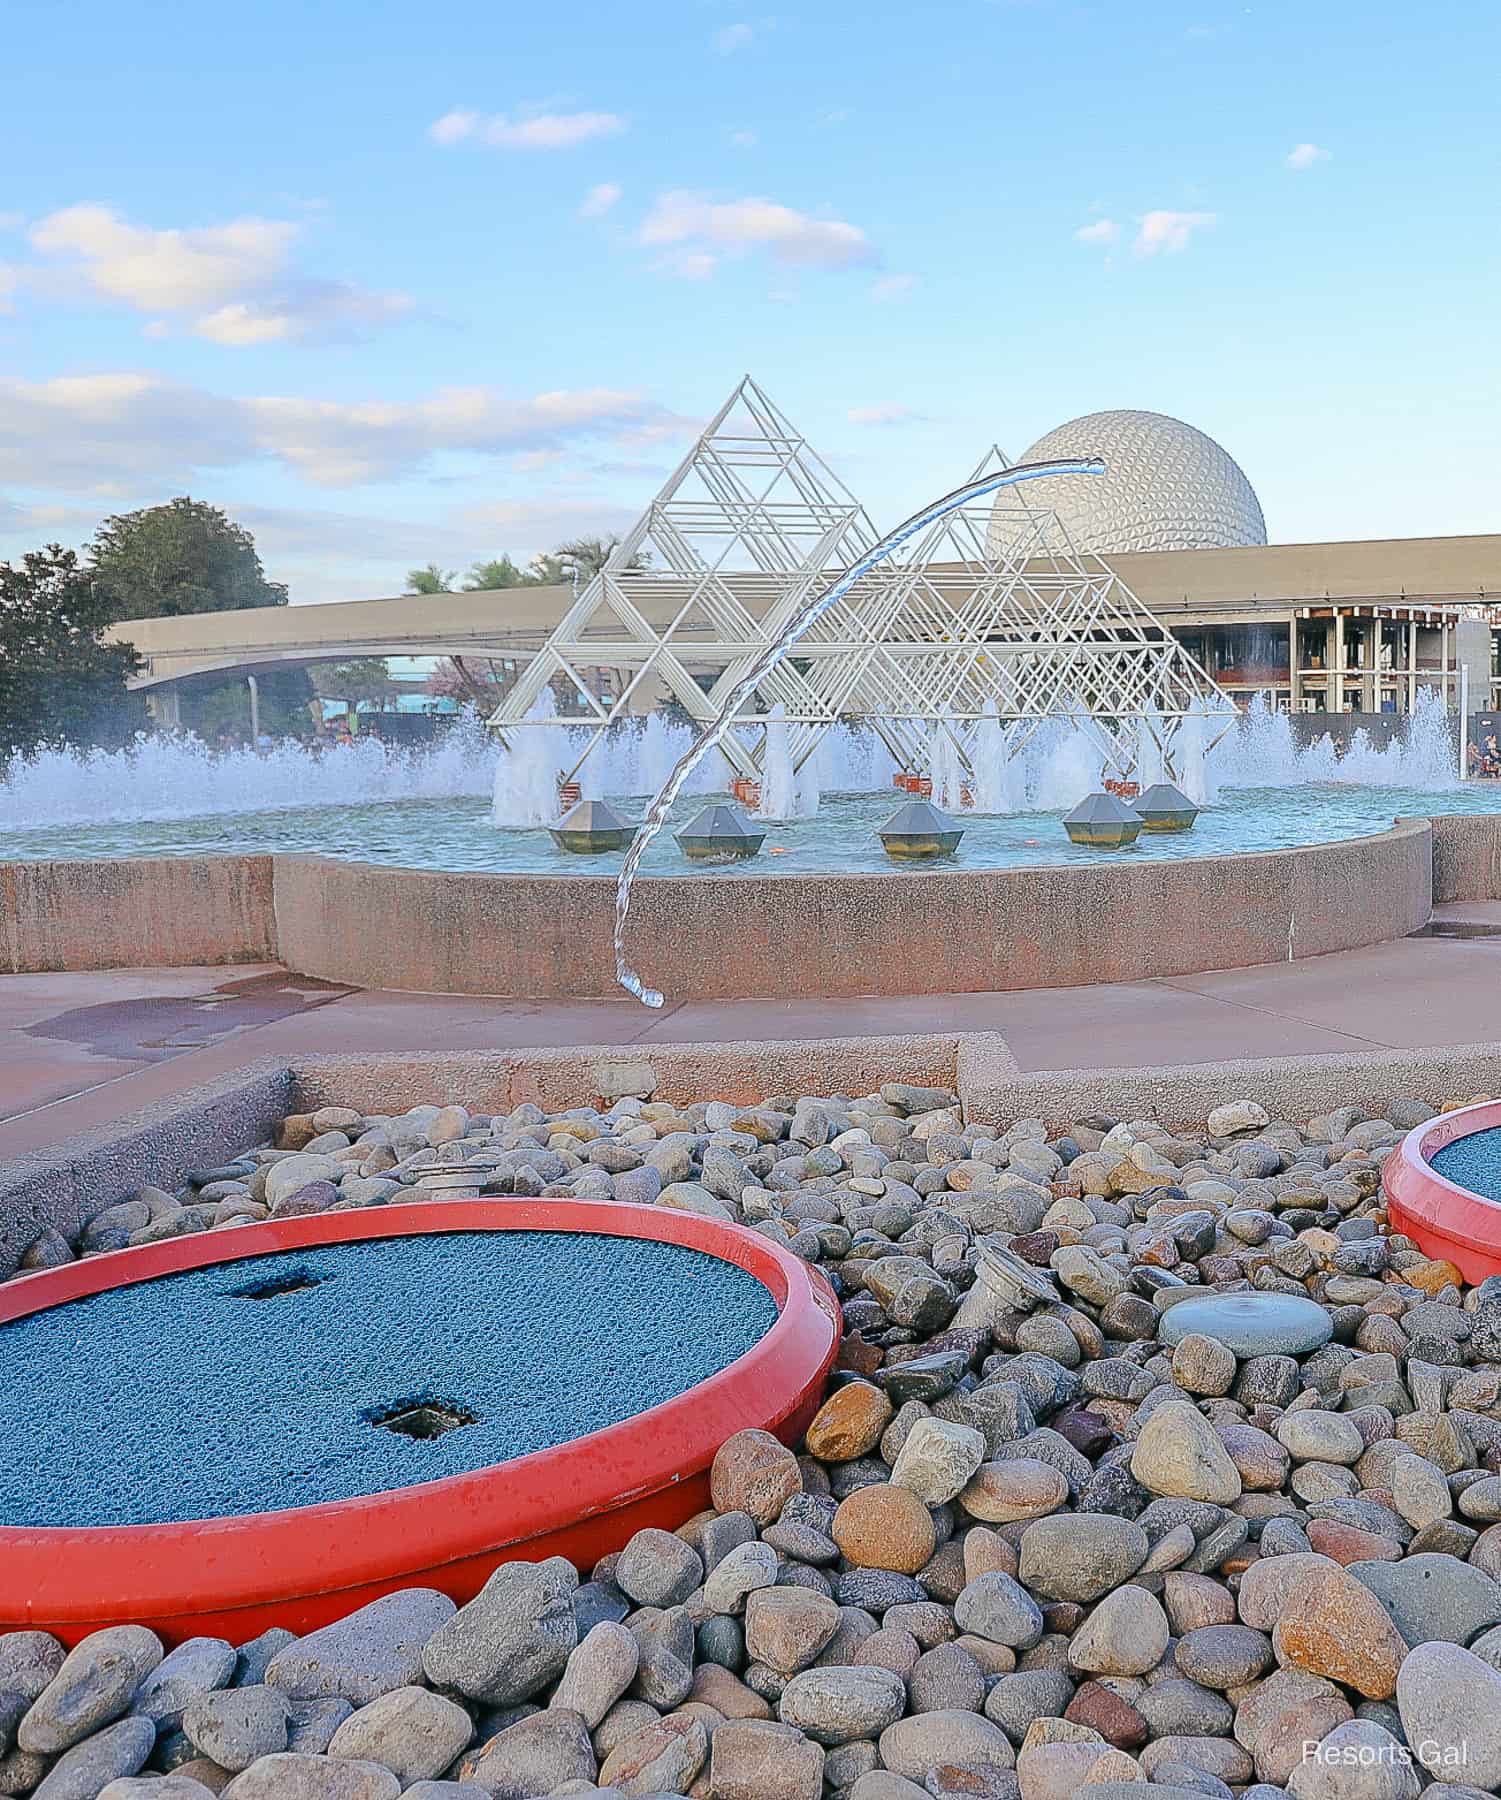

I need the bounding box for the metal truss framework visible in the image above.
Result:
[489,377,1231,784]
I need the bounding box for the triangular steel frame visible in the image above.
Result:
[488,383,1232,787]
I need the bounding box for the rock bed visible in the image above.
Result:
[10,1082,1501,1796]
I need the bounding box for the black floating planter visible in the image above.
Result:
[549,798,637,854]
[675,803,766,862]
[1063,791,1143,849]
[1134,782,1200,833]
[878,799,964,861]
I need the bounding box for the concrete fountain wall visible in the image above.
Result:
[0,817,1453,997]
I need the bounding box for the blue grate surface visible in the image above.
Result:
[1432,1127,1501,1205]
[0,1230,776,1528]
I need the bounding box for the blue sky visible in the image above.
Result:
[2,0,1497,601]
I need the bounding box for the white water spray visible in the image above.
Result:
[929,715,967,812]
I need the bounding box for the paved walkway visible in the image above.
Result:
[3,906,1500,1160]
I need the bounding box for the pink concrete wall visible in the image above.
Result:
[270,822,1433,1000]
[1424,814,1501,903]
[0,820,1441,996]
[0,856,276,975]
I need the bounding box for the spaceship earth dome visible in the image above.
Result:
[989,408,1267,555]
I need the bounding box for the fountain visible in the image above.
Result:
[0,1203,837,1640]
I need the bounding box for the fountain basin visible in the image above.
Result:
[0,1201,838,1644]
[1384,1101,1501,1282]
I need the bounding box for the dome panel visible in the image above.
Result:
[990,409,1266,555]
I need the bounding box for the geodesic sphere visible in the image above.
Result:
[990,409,1267,555]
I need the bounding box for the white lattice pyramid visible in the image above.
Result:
[490,381,1229,787]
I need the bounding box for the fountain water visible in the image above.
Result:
[611,454,1112,1005]
[968,701,1024,814]
[1031,722,1106,810]
[756,704,816,821]
[491,694,565,827]
[929,716,967,812]
[1172,697,1219,807]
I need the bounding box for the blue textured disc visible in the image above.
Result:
[1432,1128,1501,1204]
[0,1230,777,1528]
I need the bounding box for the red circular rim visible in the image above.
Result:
[1383,1099,1501,1282]
[0,1201,839,1635]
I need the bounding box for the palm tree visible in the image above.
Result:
[405,563,454,595]
[462,556,533,591]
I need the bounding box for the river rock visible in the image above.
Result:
[31,1715,154,1798]
[182,1685,290,1771]
[455,1707,596,1796]
[1131,1401,1243,1504]
[420,1559,576,1704]
[1273,1565,1408,1699]
[267,1592,454,1707]
[1019,1514,1149,1601]
[220,1752,402,1797]
[1396,1641,1501,1790]
[325,1686,473,1785]
[778,1665,907,1744]
[20,1626,164,1754]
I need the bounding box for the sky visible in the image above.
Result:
[2,0,1498,604]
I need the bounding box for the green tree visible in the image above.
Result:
[550,534,638,584]
[87,498,314,742]
[0,547,143,760]
[311,659,398,709]
[89,496,289,618]
[406,563,455,595]
[462,556,533,591]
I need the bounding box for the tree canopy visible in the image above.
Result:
[89,497,289,620]
[0,547,143,761]
[408,535,645,598]
[406,563,455,595]
[463,556,534,591]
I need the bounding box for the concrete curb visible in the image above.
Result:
[10,1031,1501,1263]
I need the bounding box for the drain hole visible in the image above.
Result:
[369,1400,478,1441]
[228,1267,330,1300]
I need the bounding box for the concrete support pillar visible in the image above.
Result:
[1457,617,1491,722]
[1407,620,1418,713]
[146,686,182,730]
[1332,611,1346,712]
[247,674,260,744]
[1441,618,1453,707]
[1362,614,1379,713]
[1288,613,1302,710]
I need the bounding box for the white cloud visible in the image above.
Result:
[14,205,412,346]
[245,386,672,485]
[715,21,754,51]
[870,273,917,301]
[660,250,719,280]
[1075,218,1120,245]
[638,191,876,273]
[580,183,623,218]
[195,283,414,347]
[1286,142,1329,171]
[429,108,626,150]
[0,373,252,491]
[847,405,920,426]
[29,204,298,310]
[0,372,679,492]
[729,130,759,148]
[1133,210,1216,255]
